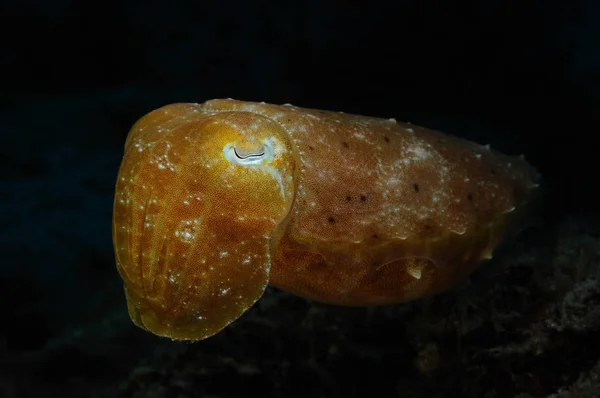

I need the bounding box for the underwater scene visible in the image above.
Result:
[2,1,600,397]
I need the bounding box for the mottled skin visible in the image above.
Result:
[113,99,539,340]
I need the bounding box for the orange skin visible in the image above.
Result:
[113,99,539,340]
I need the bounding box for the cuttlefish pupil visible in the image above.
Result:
[234,147,264,159]
[224,140,274,166]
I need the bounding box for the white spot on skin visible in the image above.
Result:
[174,219,200,244]
[155,142,176,172]
[405,144,433,161]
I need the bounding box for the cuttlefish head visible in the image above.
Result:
[113,104,296,340]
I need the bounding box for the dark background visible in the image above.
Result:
[2,1,599,397]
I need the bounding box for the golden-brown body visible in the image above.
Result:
[113,99,538,340]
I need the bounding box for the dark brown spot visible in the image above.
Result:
[342,141,349,148]
[328,217,336,223]
[372,233,379,239]
[417,219,438,237]
[413,183,419,192]
[384,136,390,143]
[360,195,367,202]
[467,193,473,202]
[308,145,314,151]
[490,168,496,175]
[346,195,352,202]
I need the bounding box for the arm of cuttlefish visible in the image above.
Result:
[223,138,287,198]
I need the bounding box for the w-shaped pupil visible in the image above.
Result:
[234,146,265,159]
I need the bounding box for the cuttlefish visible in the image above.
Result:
[113,99,538,340]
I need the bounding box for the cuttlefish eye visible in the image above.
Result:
[224,140,274,166]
